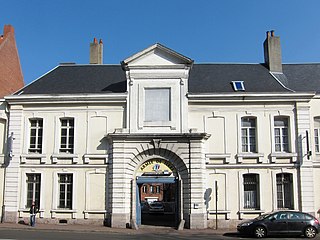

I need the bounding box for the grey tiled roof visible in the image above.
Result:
[17,65,127,95]
[188,64,288,93]
[16,63,320,95]
[283,64,320,93]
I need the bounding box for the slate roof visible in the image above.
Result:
[283,64,320,93]
[188,63,287,94]
[16,63,320,95]
[16,65,127,95]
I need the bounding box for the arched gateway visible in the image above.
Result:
[133,154,187,228]
[107,133,209,229]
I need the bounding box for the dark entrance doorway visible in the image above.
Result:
[136,176,178,228]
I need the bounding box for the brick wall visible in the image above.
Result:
[0,25,24,98]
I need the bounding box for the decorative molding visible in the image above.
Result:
[270,152,298,163]
[152,139,161,149]
[236,153,264,163]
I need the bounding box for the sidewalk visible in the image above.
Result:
[0,222,234,236]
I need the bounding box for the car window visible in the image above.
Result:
[271,212,287,220]
[288,212,304,220]
[305,214,313,220]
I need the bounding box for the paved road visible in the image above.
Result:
[0,227,320,240]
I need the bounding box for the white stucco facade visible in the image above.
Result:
[1,42,320,230]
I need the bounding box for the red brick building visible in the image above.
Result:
[0,25,24,98]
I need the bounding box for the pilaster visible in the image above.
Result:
[295,102,314,214]
[4,105,23,222]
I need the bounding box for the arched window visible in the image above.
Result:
[276,173,293,209]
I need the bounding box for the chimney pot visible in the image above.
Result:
[271,30,275,37]
[99,39,103,44]
[90,37,103,64]
[266,31,270,38]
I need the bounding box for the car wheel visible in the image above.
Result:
[304,226,317,238]
[254,226,267,238]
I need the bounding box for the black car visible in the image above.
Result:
[237,210,320,238]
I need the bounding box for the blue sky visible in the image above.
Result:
[2,0,320,84]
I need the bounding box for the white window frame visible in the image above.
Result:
[238,170,264,219]
[52,115,78,163]
[274,116,289,152]
[231,81,245,91]
[26,173,41,208]
[19,170,45,218]
[58,173,73,209]
[270,113,297,162]
[21,116,47,163]
[51,171,77,218]
[236,114,263,163]
[241,117,257,153]
[28,118,43,153]
[276,173,294,209]
[271,169,297,211]
[60,118,75,154]
[243,173,260,210]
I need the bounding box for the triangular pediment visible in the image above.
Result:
[122,43,193,66]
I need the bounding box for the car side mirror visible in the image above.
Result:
[270,217,276,221]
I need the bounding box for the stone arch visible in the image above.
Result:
[129,147,190,227]
[130,148,188,180]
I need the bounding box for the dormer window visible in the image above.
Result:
[232,81,245,91]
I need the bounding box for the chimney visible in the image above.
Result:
[3,24,14,36]
[263,30,282,72]
[90,37,103,64]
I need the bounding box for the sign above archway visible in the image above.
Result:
[138,159,175,176]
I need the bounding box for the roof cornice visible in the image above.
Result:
[187,92,315,103]
[5,93,127,105]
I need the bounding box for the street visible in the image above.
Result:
[0,227,320,240]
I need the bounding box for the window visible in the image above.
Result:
[276,173,293,209]
[274,117,289,152]
[142,185,148,193]
[156,185,161,194]
[315,118,320,153]
[144,88,171,122]
[59,174,73,209]
[29,119,43,153]
[243,174,259,209]
[60,118,74,153]
[241,117,256,152]
[231,81,245,91]
[150,185,155,194]
[26,174,41,208]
